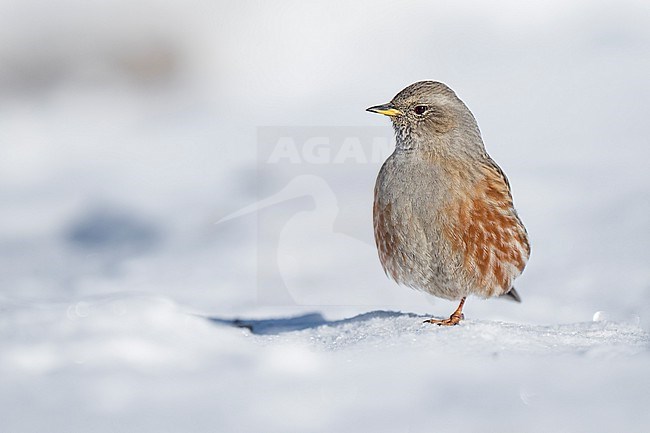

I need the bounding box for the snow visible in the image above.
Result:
[2,296,648,432]
[1,0,650,432]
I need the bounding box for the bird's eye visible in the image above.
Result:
[414,105,427,115]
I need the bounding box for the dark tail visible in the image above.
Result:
[500,287,521,303]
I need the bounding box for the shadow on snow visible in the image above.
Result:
[208,311,423,335]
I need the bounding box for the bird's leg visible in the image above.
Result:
[423,297,466,326]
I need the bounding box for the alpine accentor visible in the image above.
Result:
[367,81,530,325]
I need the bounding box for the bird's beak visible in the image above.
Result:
[366,103,402,117]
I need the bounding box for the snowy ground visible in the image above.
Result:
[1,1,650,432]
[2,296,649,433]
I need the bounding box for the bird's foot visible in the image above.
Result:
[423,312,464,326]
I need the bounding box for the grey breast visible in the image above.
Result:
[374,150,466,300]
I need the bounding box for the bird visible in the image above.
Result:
[367,81,530,326]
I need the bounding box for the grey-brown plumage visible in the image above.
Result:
[367,81,530,325]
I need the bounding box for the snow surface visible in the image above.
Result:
[1,296,648,433]
[1,0,650,432]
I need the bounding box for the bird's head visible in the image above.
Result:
[367,81,482,153]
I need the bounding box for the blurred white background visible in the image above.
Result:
[2,0,648,322]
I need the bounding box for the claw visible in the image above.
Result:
[423,314,462,326]
[423,298,466,326]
